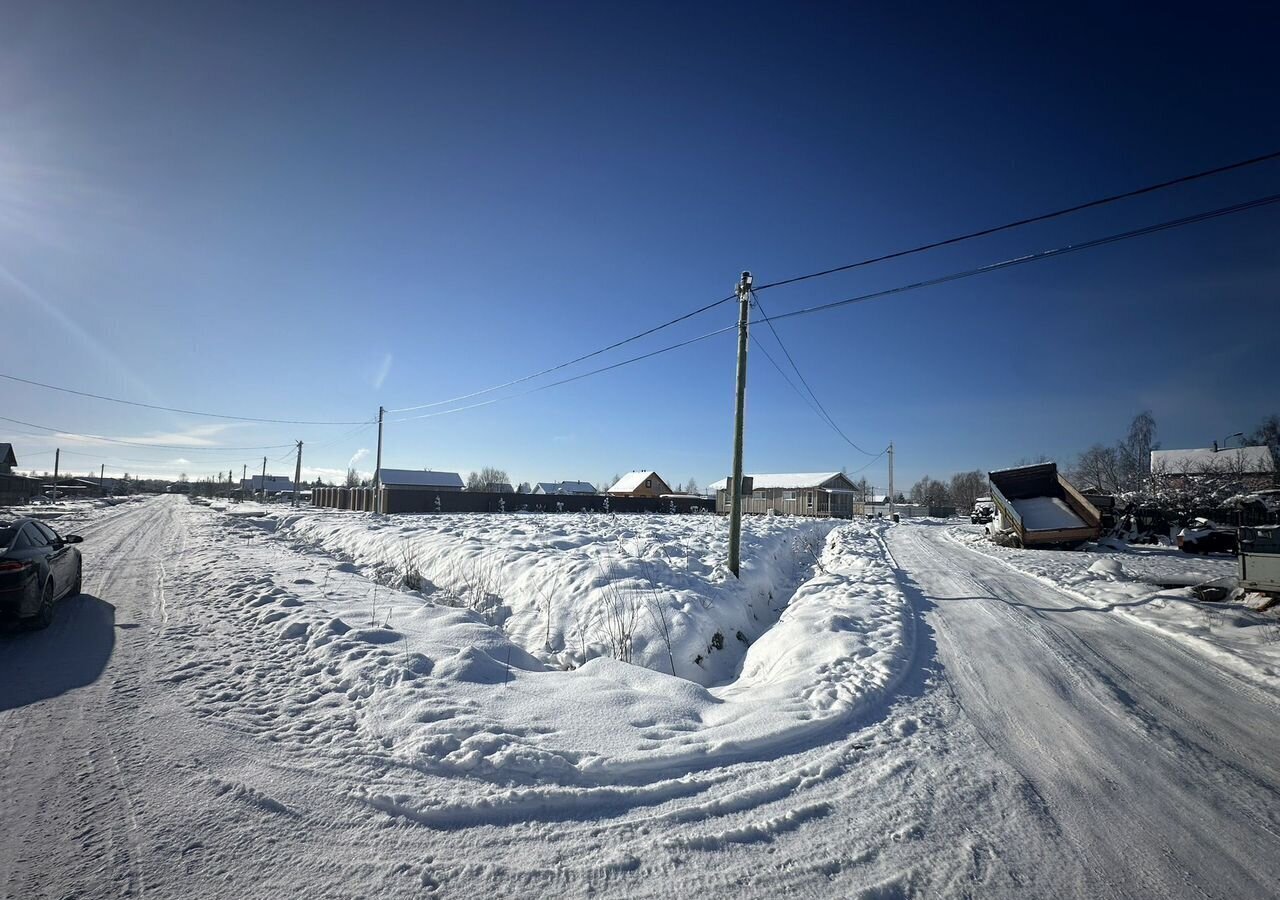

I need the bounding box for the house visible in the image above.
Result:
[607,471,671,498]
[375,469,465,491]
[1151,446,1276,491]
[241,474,296,495]
[710,472,860,518]
[0,444,41,505]
[533,480,596,495]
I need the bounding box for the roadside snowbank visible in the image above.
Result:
[275,509,840,686]
[195,506,914,786]
[949,526,1280,686]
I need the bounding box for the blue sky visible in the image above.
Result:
[2,2,1278,493]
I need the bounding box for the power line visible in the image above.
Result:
[0,414,296,452]
[382,150,1280,418]
[753,148,1280,292]
[394,189,1280,422]
[387,293,737,413]
[759,192,1280,326]
[388,322,739,422]
[0,373,370,426]
[750,290,877,456]
[846,446,890,476]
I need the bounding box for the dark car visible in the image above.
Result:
[0,518,85,629]
[1176,518,1238,555]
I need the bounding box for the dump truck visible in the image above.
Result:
[987,462,1102,548]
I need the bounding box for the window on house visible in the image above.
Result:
[645,479,651,488]
[806,493,813,509]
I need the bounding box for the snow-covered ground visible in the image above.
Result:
[4,498,1280,898]
[947,524,1280,686]
[193,506,914,784]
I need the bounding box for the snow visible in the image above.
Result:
[6,497,1280,898]
[1009,495,1086,530]
[605,470,661,493]
[708,472,844,491]
[949,524,1280,687]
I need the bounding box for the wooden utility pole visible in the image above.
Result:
[728,271,752,577]
[293,441,303,507]
[52,448,60,502]
[374,406,384,514]
[99,463,105,497]
[260,456,267,502]
[888,441,896,521]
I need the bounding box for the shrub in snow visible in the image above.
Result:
[433,494,442,513]
[498,497,506,513]
[556,501,565,513]
[603,496,610,513]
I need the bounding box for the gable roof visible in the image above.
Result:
[1150,446,1275,475]
[608,471,667,493]
[708,472,851,491]
[557,480,596,494]
[375,468,465,488]
[0,443,15,467]
[533,480,597,494]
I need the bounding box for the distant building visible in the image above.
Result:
[533,480,597,495]
[607,471,671,498]
[374,469,465,491]
[0,444,41,505]
[710,472,860,518]
[1151,446,1276,491]
[489,482,515,494]
[241,474,296,494]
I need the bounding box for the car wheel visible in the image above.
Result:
[27,578,56,630]
[71,561,83,597]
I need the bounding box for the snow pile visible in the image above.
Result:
[274,510,843,686]
[1011,496,1085,531]
[194,507,914,786]
[949,527,1280,686]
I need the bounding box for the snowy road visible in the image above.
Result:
[888,522,1280,899]
[2,499,1278,898]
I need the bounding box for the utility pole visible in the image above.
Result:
[728,271,752,578]
[260,456,268,502]
[374,405,385,514]
[888,442,895,521]
[99,463,105,497]
[293,440,303,507]
[52,448,60,502]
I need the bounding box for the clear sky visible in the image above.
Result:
[3,1,1278,493]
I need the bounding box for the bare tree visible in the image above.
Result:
[517,481,532,494]
[910,475,952,507]
[344,467,361,488]
[1117,410,1158,491]
[1072,444,1122,493]
[948,470,988,512]
[466,467,510,491]
[685,476,699,496]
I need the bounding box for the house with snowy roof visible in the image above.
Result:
[709,472,859,518]
[374,469,464,491]
[1150,446,1276,491]
[606,471,671,498]
[532,481,596,495]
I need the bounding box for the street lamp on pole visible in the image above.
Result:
[1216,432,1244,452]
